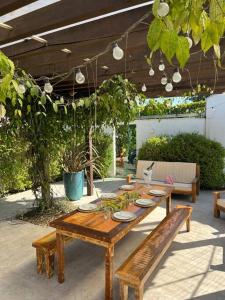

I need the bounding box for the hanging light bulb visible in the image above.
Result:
[161,75,168,85]
[149,67,155,76]
[157,1,170,17]
[186,36,193,49]
[172,68,182,83]
[75,69,85,84]
[44,79,53,94]
[18,81,26,94]
[165,82,173,92]
[141,84,147,92]
[112,43,124,60]
[0,104,6,118]
[159,60,165,71]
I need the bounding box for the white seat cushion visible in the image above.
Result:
[151,180,192,192]
[217,199,225,209]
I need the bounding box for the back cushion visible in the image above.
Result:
[136,160,196,184]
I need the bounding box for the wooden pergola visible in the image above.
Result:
[1,0,224,99]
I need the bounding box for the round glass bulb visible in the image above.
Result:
[149,67,155,76]
[113,44,124,60]
[76,70,85,84]
[44,82,53,93]
[159,63,165,71]
[157,2,170,17]
[18,83,26,94]
[172,71,182,83]
[0,104,6,118]
[165,82,173,92]
[161,76,167,85]
[186,36,193,49]
[141,84,147,92]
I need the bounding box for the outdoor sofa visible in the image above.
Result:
[127,160,200,202]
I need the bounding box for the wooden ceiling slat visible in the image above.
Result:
[0,0,36,16]
[0,0,149,45]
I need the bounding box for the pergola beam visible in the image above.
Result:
[0,0,150,46]
[0,0,36,16]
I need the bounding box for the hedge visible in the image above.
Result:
[0,130,113,195]
[138,133,225,189]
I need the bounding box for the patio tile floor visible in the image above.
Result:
[0,179,225,300]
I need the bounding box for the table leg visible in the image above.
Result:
[166,195,172,215]
[56,232,65,283]
[105,246,114,300]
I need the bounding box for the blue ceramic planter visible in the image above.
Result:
[63,170,84,201]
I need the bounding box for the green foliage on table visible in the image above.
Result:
[100,191,140,212]
[147,0,225,68]
[141,99,206,116]
[138,133,225,189]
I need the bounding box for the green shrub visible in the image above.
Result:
[138,133,225,189]
[94,133,113,178]
[0,130,31,195]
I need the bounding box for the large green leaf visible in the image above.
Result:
[160,30,178,63]
[147,18,164,51]
[176,36,190,68]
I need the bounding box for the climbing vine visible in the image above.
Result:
[147,0,225,68]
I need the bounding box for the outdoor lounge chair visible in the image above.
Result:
[213,191,225,218]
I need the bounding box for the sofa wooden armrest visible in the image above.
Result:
[213,191,225,218]
[126,174,135,184]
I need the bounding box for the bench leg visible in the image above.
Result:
[36,249,44,274]
[166,195,172,215]
[45,252,54,278]
[192,185,197,203]
[186,217,191,232]
[135,286,143,300]
[119,281,128,300]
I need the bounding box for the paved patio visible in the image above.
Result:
[0,179,225,300]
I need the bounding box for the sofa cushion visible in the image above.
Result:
[136,160,197,184]
[150,180,192,192]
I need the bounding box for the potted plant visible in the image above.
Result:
[62,144,96,201]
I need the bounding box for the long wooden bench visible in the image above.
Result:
[116,205,192,300]
[32,231,72,278]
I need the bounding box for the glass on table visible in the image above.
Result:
[103,207,112,220]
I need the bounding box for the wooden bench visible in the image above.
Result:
[32,231,72,278]
[116,205,192,300]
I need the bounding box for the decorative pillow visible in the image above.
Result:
[165,175,174,185]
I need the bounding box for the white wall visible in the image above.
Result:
[206,94,225,147]
[136,94,225,152]
[136,116,205,151]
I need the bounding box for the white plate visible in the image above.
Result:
[78,203,98,212]
[112,211,136,222]
[135,198,155,207]
[119,185,135,191]
[149,189,166,196]
[100,193,117,199]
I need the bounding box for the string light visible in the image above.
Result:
[172,68,182,83]
[157,1,170,17]
[159,60,165,71]
[161,75,167,85]
[149,67,155,76]
[186,36,193,49]
[75,69,85,84]
[44,78,53,93]
[141,83,147,92]
[18,81,26,94]
[112,43,124,60]
[165,82,173,92]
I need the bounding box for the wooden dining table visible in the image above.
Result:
[49,183,173,300]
